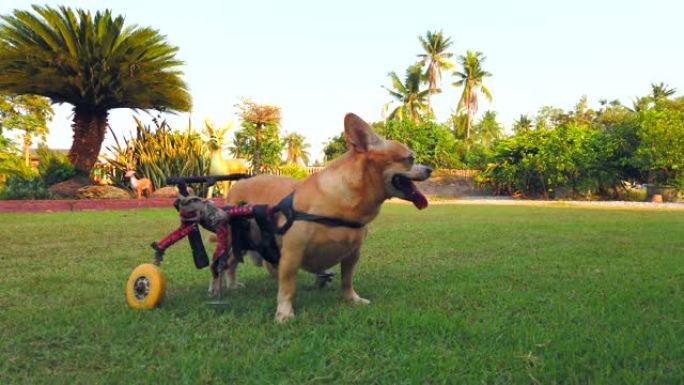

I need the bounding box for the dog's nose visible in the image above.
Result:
[425,166,432,176]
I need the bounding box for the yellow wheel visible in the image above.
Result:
[126,263,167,309]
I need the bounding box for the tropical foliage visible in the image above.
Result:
[0,145,75,199]
[283,132,311,166]
[105,118,208,194]
[0,5,191,175]
[416,30,454,115]
[383,64,431,123]
[235,99,281,173]
[453,51,492,139]
[0,93,53,166]
[279,163,308,180]
[230,122,283,173]
[478,88,684,198]
[380,120,463,168]
[322,133,347,162]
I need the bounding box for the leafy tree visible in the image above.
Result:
[453,51,492,139]
[383,64,431,123]
[0,5,191,176]
[416,30,454,115]
[595,100,635,127]
[0,94,53,166]
[380,119,463,168]
[0,134,26,178]
[633,108,684,185]
[472,110,502,146]
[322,132,347,162]
[534,106,565,130]
[235,99,281,173]
[283,132,311,166]
[230,122,283,173]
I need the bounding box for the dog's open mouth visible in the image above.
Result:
[392,174,428,209]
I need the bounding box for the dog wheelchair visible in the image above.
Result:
[125,174,334,309]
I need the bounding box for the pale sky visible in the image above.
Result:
[2,0,682,162]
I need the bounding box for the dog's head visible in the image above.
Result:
[344,113,431,209]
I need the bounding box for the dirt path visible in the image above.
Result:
[394,197,684,211]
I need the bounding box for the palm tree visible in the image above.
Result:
[416,30,454,116]
[0,5,191,177]
[472,110,502,146]
[383,64,431,123]
[513,114,533,133]
[650,82,676,103]
[453,51,492,139]
[283,132,311,166]
[235,99,281,174]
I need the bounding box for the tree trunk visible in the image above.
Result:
[68,107,108,177]
[466,104,472,140]
[23,133,31,167]
[253,123,262,175]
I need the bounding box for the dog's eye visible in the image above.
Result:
[405,154,415,165]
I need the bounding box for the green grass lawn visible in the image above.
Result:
[1,204,683,384]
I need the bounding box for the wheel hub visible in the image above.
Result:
[133,276,151,300]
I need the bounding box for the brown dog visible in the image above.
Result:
[216,113,431,322]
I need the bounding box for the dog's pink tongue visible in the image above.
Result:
[410,183,428,210]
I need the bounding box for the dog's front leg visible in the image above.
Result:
[223,255,244,289]
[275,240,304,323]
[341,249,370,305]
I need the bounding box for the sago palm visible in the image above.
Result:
[283,132,310,166]
[453,50,492,139]
[416,30,454,116]
[0,5,191,176]
[383,64,431,123]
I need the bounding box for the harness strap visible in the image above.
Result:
[273,192,365,235]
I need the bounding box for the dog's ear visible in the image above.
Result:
[344,113,381,153]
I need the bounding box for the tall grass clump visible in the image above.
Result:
[106,118,209,195]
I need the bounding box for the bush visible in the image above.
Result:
[0,174,52,199]
[37,145,76,186]
[279,163,308,180]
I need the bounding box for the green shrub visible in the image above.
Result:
[0,174,52,199]
[37,145,76,186]
[279,163,308,180]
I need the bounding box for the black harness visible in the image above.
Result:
[230,192,365,266]
[272,192,365,234]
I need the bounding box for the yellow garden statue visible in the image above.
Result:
[202,118,248,199]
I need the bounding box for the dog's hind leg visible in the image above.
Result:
[341,249,370,305]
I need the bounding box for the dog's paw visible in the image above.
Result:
[226,281,245,290]
[346,292,371,305]
[207,280,221,297]
[275,303,295,323]
[352,296,371,305]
